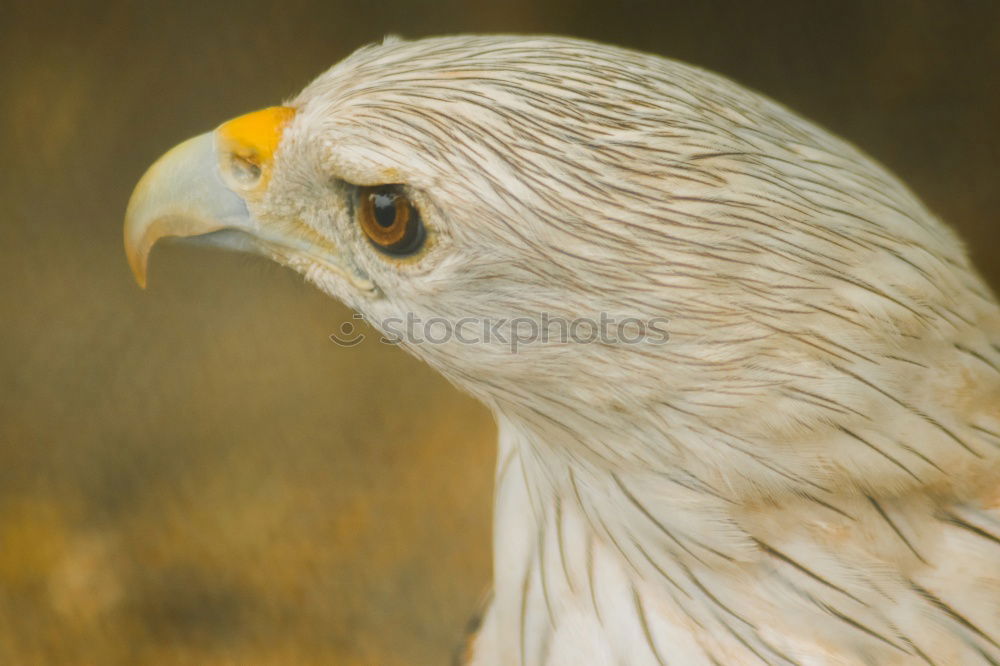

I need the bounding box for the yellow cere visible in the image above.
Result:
[217,106,296,166]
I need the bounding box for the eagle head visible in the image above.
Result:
[125,35,1000,523]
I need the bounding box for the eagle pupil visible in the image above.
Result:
[372,192,398,228]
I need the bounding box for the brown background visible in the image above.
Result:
[1,1,998,664]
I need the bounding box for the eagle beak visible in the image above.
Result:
[124,106,295,288]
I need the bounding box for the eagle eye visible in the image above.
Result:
[357,185,425,256]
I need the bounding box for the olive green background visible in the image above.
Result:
[1,1,997,664]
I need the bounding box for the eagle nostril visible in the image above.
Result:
[228,153,262,187]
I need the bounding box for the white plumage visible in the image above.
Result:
[126,35,1000,665]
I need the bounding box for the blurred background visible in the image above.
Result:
[1,0,997,663]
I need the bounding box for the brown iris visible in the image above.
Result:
[357,185,425,256]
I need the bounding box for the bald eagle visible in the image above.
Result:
[125,36,1000,665]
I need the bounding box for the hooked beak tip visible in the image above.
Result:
[127,247,148,289]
